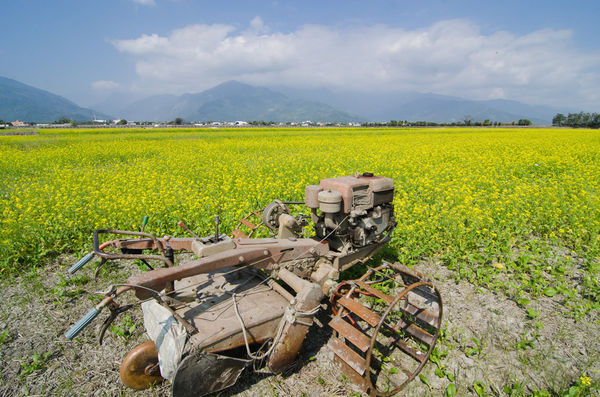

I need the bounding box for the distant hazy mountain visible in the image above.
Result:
[387,95,548,124]
[482,99,562,123]
[119,81,362,122]
[89,92,146,117]
[119,94,181,122]
[271,86,563,124]
[0,76,109,122]
[1,75,566,124]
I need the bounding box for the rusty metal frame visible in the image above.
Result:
[365,280,443,396]
[328,262,443,396]
[93,229,174,267]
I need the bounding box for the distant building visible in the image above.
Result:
[10,120,29,127]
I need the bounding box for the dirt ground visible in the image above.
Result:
[0,255,598,397]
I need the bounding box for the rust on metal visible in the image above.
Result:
[389,336,426,363]
[328,264,443,397]
[240,219,257,229]
[64,174,444,396]
[355,280,394,303]
[120,341,163,390]
[267,269,323,373]
[337,296,381,327]
[327,337,367,375]
[126,247,270,298]
[328,316,371,353]
[390,318,435,346]
[397,301,439,328]
[231,229,247,239]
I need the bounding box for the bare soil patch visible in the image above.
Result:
[0,256,598,396]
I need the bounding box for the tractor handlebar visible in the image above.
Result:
[65,307,101,340]
[68,252,95,274]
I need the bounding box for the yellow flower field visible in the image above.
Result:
[1,127,599,315]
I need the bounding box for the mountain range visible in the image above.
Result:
[271,87,562,124]
[0,77,109,122]
[1,76,564,124]
[107,81,361,123]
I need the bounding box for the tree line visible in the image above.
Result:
[552,112,600,128]
[362,119,532,127]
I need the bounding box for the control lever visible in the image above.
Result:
[213,215,220,242]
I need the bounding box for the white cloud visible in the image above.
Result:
[131,0,155,6]
[111,19,600,108]
[248,16,268,34]
[91,80,120,90]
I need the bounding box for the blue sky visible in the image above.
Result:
[2,0,599,110]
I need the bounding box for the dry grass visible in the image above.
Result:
[1,253,598,396]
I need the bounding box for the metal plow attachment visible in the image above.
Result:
[63,174,445,395]
[328,262,443,396]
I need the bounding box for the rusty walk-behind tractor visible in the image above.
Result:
[65,173,443,396]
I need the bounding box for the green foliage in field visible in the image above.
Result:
[0,127,599,315]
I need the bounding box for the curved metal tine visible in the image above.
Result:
[140,259,154,271]
[94,257,109,279]
[98,304,134,345]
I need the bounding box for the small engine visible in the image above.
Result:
[305,172,395,252]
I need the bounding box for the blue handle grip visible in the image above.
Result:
[65,307,100,340]
[68,252,94,274]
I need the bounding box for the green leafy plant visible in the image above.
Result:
[109,313,138,343]
[445,383,456,397]
[472,381,488,397]
[514,330,537,351]
[0,330,9,345]
[526,307,540,319]
[419,373,431,389]
[464,336,485,357]
[503,381,525,396]
[52,274,90,303]
[19,352,51,380]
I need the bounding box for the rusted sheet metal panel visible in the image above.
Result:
[337,296,381,327]
[328,337,367,375]
[240,219,257,229]
[389,336,426,363]
[329,317,370,353]
[267,274,323,373]
[127,237,329,299]
[399,302,439,328]
[127,247,269,298]
[184,290,288,352]
[392,319,435,346]
[338,296,381,327]
[355,280,393,303]
[332,354,370,393]
[231,230,247,239]
[266,318,312,373]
